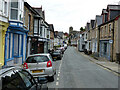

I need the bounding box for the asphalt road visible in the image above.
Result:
[48,46,119,89]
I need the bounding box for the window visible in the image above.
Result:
[86,34,87,39]
[39,20,41,35]
[40,27,43,36]
[6,33,13,60]
[0,0,2,13]
[34,19,38,33]
[23,8,26,25]
[10,0,18,20]
[104,43,107,55]
[4,1,7,15]
[26,55,49,63]
[10,0,24,21]
[2,72,26,89]
[28,14,31,30]
[105,26,107,35]
[109,24,111,33]
[14,34,22,56]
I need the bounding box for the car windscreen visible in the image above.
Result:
[26,55,49,63]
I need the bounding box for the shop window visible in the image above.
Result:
[14,34,22,56]
[104,43,107,55]
[6,33,13,60]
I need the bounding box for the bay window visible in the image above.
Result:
[14,34,22,56]
[34,19,38,33]
[10,0,24,22]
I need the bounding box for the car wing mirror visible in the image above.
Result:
[37,77,48,84]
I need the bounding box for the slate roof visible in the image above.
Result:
[90,20,95,29]
[49,24,54,32]
[95,15,103,26]
[107,5,120,10]
[86,22,90,31]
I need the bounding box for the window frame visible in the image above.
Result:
[9,0,24,22]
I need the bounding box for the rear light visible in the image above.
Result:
[47,60,52,67]
[23,62,28,69]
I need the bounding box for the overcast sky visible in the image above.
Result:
[27,0,120,33]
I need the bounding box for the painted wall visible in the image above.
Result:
[0,22,9,66]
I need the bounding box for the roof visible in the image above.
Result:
[98,14,120,27]
[90,20,95,29]
[24,2,40,16]
[33,7,45,19]
[49,24,54,32]
[86,22,90,31]
[107,5,120,10]
[101,9,108,15]
[95,15,103,27]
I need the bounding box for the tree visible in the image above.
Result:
[80,27,85,31]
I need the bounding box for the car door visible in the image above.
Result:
[19,70,38,90]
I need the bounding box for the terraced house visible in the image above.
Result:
[32,7,50,53]
[91,15,102,56]
[99,5,120,61]
[24,2,37,56]
[0,0,9,66]
[4,0,28,66]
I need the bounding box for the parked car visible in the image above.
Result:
[1,66,48,90]
[64,44,67,50]
[57,47,65,54]
[51,50,62,60]
[23,53,56,82]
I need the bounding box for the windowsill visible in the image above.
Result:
[6,58,14,62]
[14,55,22,58]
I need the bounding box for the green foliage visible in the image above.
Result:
[80,27,85,31]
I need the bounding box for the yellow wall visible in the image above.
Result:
[0,21,9,67]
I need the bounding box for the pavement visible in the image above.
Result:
[79,51,120,76]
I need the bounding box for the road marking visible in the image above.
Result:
[58,71,60,74]
[57,77,59,80]
[56,82,59,85]
[58,74,60,76]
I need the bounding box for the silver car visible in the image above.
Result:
[23,53,56,81]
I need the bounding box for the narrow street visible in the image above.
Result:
[48,46,119,88]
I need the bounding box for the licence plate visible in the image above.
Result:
[53,57,57,59]
[32,70,43,73]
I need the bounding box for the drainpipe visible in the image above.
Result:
[111,20,115,62]
[98,26,100,57]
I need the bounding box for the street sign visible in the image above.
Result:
[109,40,113,44]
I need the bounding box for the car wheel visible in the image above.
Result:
[48,76,54,82]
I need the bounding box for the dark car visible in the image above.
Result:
[57,47,65,54]
[0,66,48,90]
[52,50,62,60]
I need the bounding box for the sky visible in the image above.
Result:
[27,0,120,33]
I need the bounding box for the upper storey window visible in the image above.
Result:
[10,0,24,22]
[0,0,8,17]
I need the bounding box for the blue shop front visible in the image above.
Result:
[4,21,28,66]
[99,40,111,60]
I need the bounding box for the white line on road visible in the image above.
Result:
[56,82,59,85]
[57,77,59,80]
[58,74,60,76]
